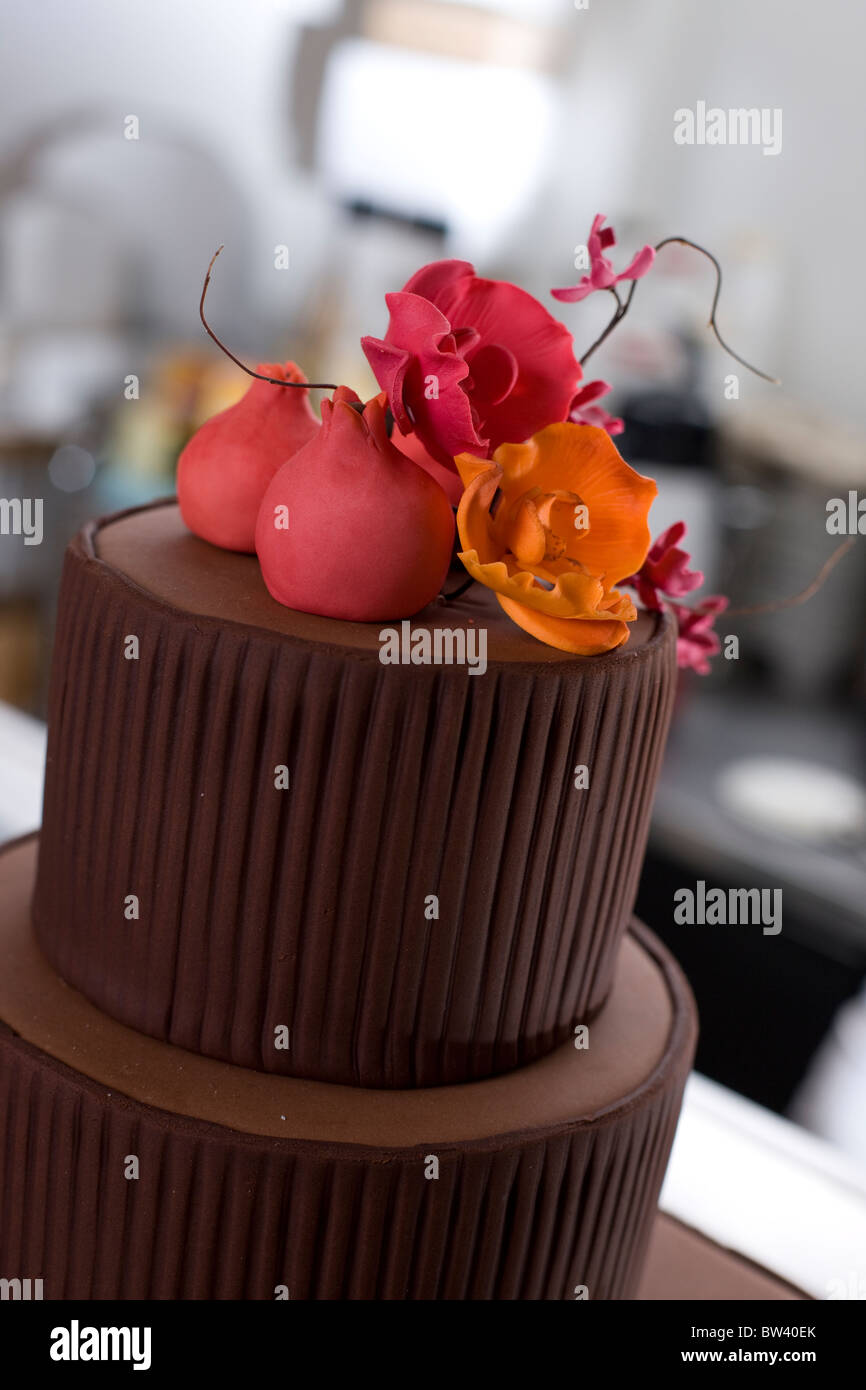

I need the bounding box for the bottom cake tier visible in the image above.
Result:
[0,836,696,1300]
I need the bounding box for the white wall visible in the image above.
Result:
[0,0,340,338]
[544,0,866,429]
[0,0,862,428]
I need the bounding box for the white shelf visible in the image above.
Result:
[663,1073,866,1300]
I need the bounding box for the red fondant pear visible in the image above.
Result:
[255,388,455,621]
[178,362,319,552]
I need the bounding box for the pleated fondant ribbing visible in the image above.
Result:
[0,1021,690,1301]
[33,516,677,1087]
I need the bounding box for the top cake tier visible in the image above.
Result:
[33,500,676,1087]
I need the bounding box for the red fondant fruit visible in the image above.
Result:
[178,362,319,552]
[255,388,455,621]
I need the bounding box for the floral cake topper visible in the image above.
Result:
[177,219,846,672]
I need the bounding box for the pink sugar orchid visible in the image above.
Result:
[670,595,729,675]
[569,379,624,436]
[553,214,655,304]
[625,521,705,610]
[622,521,728,673]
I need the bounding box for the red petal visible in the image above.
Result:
[359,337,413,434]
[402,259,475,300]
[616,244,656,282]
[572,379,612,407]
[362,291,485,467]
[551,278,596,303]
[465,342,519,407]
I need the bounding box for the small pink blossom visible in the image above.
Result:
[622,521,727,673]
[625,520,704,610]
[569,379,624,436]
[552,214,656,304]
[670,596,729,675]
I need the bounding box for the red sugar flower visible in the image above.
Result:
[362,259,582,471]
[360,291,483,469]
[552,214,655,304]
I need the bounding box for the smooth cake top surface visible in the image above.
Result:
[90,500,666,667]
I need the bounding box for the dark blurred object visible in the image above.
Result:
[616,377,722,595]
[639,689,866,1115]
[620,387,714,470]
[639,848,862,1114]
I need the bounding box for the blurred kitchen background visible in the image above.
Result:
[0,0,864,1170]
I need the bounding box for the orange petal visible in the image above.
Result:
[493,424,657,586]
[497,595,631,655]
[598,587,638,621]
[505,497,546,567]
[456,465,503,564]
[458,549,612,619]
[454,451,496,489]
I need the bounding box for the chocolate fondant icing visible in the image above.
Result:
[0,497,699,1300]
[32,501,677,1087]
[1,837,696,1300]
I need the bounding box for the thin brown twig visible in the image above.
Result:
[440,574,475,602]
[656,237,780,384]
[725,537,856,617]
[577,285,632,368]
[199,246,338,391]
[580,236,781,385]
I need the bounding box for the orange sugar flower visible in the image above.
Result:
[455,422,657,655]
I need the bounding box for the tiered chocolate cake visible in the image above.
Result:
[0,499,696,1300]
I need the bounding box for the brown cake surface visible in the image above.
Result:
[1,836,696,1300]
[32,500,676,1087]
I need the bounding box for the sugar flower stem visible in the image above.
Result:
[440,574,475,602]
[200,246,338,391]
[578,284,633,368]
[725,537,856,617]
[579,236,781,385]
